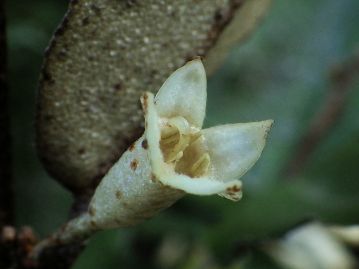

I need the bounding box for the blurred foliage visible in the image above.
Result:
[5,0,359,268]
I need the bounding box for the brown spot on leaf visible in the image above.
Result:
[115,190,122,199]
[226,185,241,193]
[113,82,123,92]
[150,69,158,76]
[141,139,148,149]
[128,143,135,152]
[78,148,86,155]
[130,159,138,171]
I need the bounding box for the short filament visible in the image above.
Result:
[160,117,211,178]
[190,153,210,177]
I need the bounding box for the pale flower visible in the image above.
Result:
[329,225,359,246]
[34,59,273,247]
[87,59,272,229]
[142,59,273,201]
[266,223,357,269]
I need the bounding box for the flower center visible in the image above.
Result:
[159,117,210,177]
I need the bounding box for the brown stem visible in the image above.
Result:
[0,0,13,227]
[22,191,94,269]
[30,242,87,269]
[284,49,359,178]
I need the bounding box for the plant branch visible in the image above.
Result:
[0,0,13,227]
[284,49,359,178]
[28,0,272,267]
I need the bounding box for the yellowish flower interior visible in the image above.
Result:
[159,117,210,178]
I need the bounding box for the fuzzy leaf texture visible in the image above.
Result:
[36,0,272,191]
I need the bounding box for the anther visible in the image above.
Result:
[190,153,210,177]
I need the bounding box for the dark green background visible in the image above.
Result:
[6,0,359,268]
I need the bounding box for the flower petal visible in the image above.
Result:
[329,225,359,246]
[142,91,242,201]
[154,59,207,128]
[267,223,355,269]
[202,120,273,182]
[158,171,242,200]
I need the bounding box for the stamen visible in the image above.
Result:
[159,117,211,178]
[162,134,179,145]
[166,135,190,162]
[160,125,188,163]
[190,153,210,177]
[161,125,178,139]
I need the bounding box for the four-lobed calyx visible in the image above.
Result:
[87,59,273,230]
